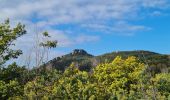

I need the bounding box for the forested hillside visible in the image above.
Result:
[42,49,170,73]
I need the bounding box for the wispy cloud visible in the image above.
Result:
[75,35,100,43]
[81,21,151,35]
[1,0,169,23]
[0,0,170,64]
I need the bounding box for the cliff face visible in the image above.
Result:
[71,49,91,56]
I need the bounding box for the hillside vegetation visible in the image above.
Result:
[43,49,170,74]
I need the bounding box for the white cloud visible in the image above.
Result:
[0,0,169,40]
[81,21,151,35]
[75,35,100,43]
[0,0,169,23]
[141,0,170,8]
[1,0,170,66]
[150,11,162,16]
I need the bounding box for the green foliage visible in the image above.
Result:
[0,80,23,99]
[0,19,26,65]
[1,56,170,99]
[94,56,144,93]
[39,31,57,48]
[152,73,170,96]
[23,69,61,99]
[40,40,58,48]
[0,63,26,84]
[42,31,50,37]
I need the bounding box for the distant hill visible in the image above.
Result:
[41,49,170,73]
[42,49,94,71]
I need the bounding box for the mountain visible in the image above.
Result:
[42,49,94,71]
[41,49,170,73]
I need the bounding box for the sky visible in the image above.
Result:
[0,0,170,65]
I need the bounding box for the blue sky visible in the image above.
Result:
[0,0,170,62]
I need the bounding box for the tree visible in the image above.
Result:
[39,31,57,62]
[0,80,23,99]
[93,56,146,99]
[152,73,170,97]
[0,19,26,66]
[0,63,26,83]
[23,69,61,99]
[51,63,91,99]
[27,30,58,67]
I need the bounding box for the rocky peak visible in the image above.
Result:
[71,49,90,56]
